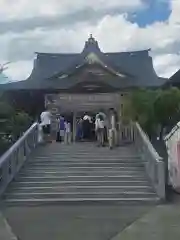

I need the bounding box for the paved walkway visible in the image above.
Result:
[0,212,17,240]
[2,202,180,240]
[2,205,152,240]
[111,202,180,240]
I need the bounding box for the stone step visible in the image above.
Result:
[31,155,140,160]
[29,159,143,163]
[3,143,158,206]
[6,185,154,194]
[10,180,150,188]
[34,154,139,157]
[34,148,137,154]
[4,192,157,200]
[19,170,146,177]
[30,155,141,160]
[16,175,148,182]
[22,166,145,172]
[35,145,136,150]
[3,197,159,206]
[33,153,139,158]
[25,162,144,167]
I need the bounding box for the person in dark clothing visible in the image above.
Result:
[56,116,65,142]
[56,117,60,142]
[83,119,90,140]
[76,118,83,141]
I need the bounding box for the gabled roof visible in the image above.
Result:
[166,69,180,86]
[157,77,169,86]
[1,35,164,90]
[27,35,159,86]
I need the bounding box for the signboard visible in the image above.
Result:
[45,93,121,112]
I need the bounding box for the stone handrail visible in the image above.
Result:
[134,122,165,199]
[0,122,39,196]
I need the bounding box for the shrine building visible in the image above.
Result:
[0,35,167,139]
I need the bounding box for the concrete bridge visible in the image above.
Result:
[0,122,165,240]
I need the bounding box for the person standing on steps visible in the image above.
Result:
[95,115,105,147]
[59,116,65,142]
[76,118,83,141]
[108,108,118,149]
[64,119,72,144]
[56,116,60,142]
[40,108,52,143]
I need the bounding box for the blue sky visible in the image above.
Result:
[0,0,180,80]
[129,0,171,26]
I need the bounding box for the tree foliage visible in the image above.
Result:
[0,94,32,155]
[122,89,157,136]
[154,88,180,128]
[123,87,180,138]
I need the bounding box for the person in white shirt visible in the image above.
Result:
[64,120,71,144]
[108,108,118,149]
[40,109,52,142]
[95,115,105,146]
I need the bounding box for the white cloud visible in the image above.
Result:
[1,0,180,80]
[153,54,180,77]
[0,0,143,21]
[169,0,180,24]
[4,60,33,81]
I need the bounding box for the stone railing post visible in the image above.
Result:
[119,121,134,144]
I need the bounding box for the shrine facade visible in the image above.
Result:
[0,35,167,120]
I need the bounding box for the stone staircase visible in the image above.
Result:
[2,143,159,205]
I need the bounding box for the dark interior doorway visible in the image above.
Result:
[75,112,95,142]
[76,111,108,142]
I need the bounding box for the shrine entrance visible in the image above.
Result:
[45,93,122,141]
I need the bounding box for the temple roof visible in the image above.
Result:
[0,35,165,91]
[165,69,180,86]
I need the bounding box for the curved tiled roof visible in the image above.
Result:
[166,69,180,86]
[1,35,164,90]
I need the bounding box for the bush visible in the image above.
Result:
[0,94,32,156]
[11,112,32,140]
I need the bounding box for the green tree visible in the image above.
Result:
[0,95,14,154]
[123,88,180,139]
[154,87,180,138]
[123,89,157,137]
[11,112,32,139]
[0,93,32,155]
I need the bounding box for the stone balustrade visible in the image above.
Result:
[119,122,135,144]
[0,123,39,196]
[134,122,165,199]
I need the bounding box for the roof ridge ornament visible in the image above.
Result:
[88,34,95,43]
[83,34,101,53]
